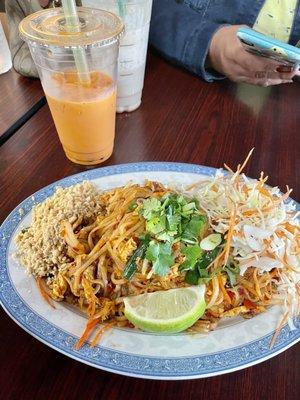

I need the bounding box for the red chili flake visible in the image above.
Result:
[172,242,180,251]
[244,299,257,309]
[107,282,114,293]
[238,287,245,296]
[227,291,235,301]
[132,236,140,245]
[151,181,166,192]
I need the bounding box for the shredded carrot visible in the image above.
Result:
[242,185,249,195]
[234,231,244,238]
[224,163,234,173]
[275,231,286,238]
[284,222,300,234]
[225,148,254,183]
[243,191,292,216]
[185,182,201,191]
[218,275,231,304]
[223,207,236,266]
[253,269,262,299]
[91,321,116,347]
[36,278,55,308]
[258,186,273,199]
[75,317,100,350]
[209,248,225,271]
[242,210,257,216]
[257,172,269,187]
[261,189,293,214]
[237,148,255,175]
[270,311,289,349]
[185,180,211,191]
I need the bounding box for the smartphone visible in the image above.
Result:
[237,27,300,67]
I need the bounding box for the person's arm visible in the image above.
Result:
[149,0,226,82]
[5,0,39,77]
[209,25,299,86]
[149,0,299,86]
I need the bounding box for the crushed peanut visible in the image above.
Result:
[16,181,101,277]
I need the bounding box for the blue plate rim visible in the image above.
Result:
[0,162,299,379]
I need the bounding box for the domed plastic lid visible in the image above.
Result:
[19,7,124,48]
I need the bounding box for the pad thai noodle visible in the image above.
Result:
[16,151,300,349]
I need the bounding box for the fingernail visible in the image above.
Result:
[276,65,293,73]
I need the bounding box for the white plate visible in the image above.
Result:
[0,162,299,380]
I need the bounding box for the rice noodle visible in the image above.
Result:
[16,154,299,350]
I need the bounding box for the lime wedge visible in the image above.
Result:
[124,286,206,333]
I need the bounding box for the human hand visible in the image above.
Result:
[209,25,300,86]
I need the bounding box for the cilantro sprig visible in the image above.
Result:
[180,245,203,272]
[140,194,207,277]
[183,244,222,285]
[145,241,174,276]
[123,192,240,287]
[141,194,207,244]
[224,259,240,286]
[123,193,207,279]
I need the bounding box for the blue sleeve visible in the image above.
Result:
[149,0,226,82]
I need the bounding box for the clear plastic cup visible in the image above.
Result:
[19,7,124,165]
[83,0,153,113]
[0,20,12,74]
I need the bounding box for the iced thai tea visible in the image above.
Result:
[45,71,116,165]
[19,7,124,165]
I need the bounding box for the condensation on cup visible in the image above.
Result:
[83,0,153,113]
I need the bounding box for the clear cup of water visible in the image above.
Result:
[83,0,153,113]
[0,20,12,74]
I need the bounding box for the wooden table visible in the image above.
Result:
[0,68,45,144]
[0,52,299,400]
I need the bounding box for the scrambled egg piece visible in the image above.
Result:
[221,306,248,317]
[51,273,68,300]
[117,238,137,262]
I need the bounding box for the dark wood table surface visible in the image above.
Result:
[0,52,299,400]
[0,68,45,145]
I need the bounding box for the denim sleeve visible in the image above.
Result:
[149,0,226,82]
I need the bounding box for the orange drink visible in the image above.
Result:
[19,7,124,165]
[46,71,116,165]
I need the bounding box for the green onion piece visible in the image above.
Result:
[123,235,150,280]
